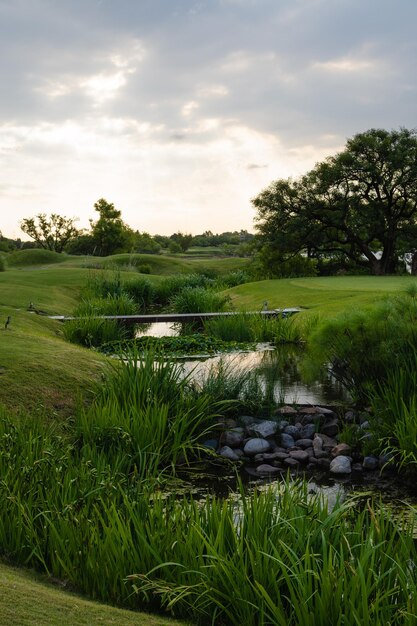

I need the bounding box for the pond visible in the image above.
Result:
[136,321,348,405]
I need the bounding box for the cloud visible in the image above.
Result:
[0,0,416,237]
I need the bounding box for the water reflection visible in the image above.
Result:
[180,346,348,405]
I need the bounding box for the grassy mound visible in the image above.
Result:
[7,249,68,267]
[0,562,185,626]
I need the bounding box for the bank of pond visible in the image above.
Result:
[1,342,417,625]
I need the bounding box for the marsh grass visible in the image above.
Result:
[63,317,129,347]
[205,313,303,344]
[169,286,231,314]
[370,351,417,473]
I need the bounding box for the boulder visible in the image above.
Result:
[289,450,310,464]
[331,443,352,458]
[247,420,279,439]
[222,428,245,448]
[283,424,302,439]
[296,438,314,449]
[219,446,241,461]
[362,456,379,471]
[256,464,281,476]
[321,418,339,438]
[284,457,300,468]
[330,456,352,474]
[280,433,295,449]
[243,438,271,456]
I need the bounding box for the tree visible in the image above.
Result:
[20,213,80,253]
[89,198,134,256]
[253,128,417,276]
[170,232,193,253]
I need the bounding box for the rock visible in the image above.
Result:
[331,443,352,458]
[219,446,241,461]
[247,420,279,439]
[344,410,356,423]
[202,438,219,451]
[283,424,301,439]
[296,438,314,449]
[330,455,352,474]
[256,464,281,476]
[315,406,335,416]
[307,462,318,470]
[243,438,271,456]
[317,458,330,469]
[280,433,295,449]
[307,456,318,465]
[278,420,290,431]
[222,428,245,448]
[321,418,339,438]
[284,457,300,468]
[305,447,315,457]
[298,406,321,414]
[352,463,363,473]
[276,405,297,416]
[362,456,379,471]
[239,415,262,427]
[314,451,330,460]
[359,420,370,430]
[301,424,316,439]
[313,435,323,453]
[289,450,310,463]
[263,451,289,461]
[315,433,337,451]
[379,453,394,470]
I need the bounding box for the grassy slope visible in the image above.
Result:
[0,562,185,626]
[227,275,417,318]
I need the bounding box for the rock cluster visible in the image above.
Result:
[203,405,388,477]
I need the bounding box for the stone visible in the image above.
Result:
[330,455,352,474]
[314,450,330,459]
[301,424,316,439]
[321,418,339,438]
[289,450,310,463]
[262,451,289,461]
[278,420,290,431]
[312,435,323,454]
[352,463,363,473]
[202,438,219,451]
[359,420,370,430]
[276,405,297,416]
[280,433,295,449]
[315,433,337,451]
[315,406,335,416]
[283,424,301,439]
[296,438,314,449]
[331,443,352,458]
[344,410,356,423]
[256,464,281,476]
[305,447,315,457]
[247,420,279,439]
[222,428,245,448]
[239,415,262,427]
[243,438,271,456]
[317,458,330,469]
[362,456,379,471]
[219,446,241,461]
[284,457,300,468]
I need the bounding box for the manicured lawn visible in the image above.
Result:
[227,275,417,317]
[0,562,186,626]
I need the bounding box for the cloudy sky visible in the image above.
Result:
[0,0,416,238]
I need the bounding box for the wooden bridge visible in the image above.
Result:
[50,309,301,325]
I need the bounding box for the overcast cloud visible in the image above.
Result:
[0,0,416,237]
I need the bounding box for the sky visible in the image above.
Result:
[0,0,416,239]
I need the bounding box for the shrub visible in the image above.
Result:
[0,255,6,271]
[170,286,232,314]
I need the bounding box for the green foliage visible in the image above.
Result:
[369,351,417,473]
[123,277,154,310]
[254,127,417,276]
[170,232,193,252]
[106,334,250,357]
[0,255,6,272]
[63,317,129,347]
[20,213,80,253]
[6,248,67,267]
[205,313,303,345]
[74,293,138,317]
[89,198,134,256]
[170,287,232,314]
[304,290,417,400]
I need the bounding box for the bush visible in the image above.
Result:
[170,286,232,314]
[304,289,417,401]
[0,255,6,272]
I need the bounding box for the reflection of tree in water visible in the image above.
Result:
[252,346,348,404]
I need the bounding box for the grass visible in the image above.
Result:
[0,561,185,625]
[227,275,417,319]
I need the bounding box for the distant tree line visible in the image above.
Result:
[10,198,255,258]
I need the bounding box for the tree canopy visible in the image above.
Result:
[20,213,80,253]
[253,128,417,275]
[89,198,134,256]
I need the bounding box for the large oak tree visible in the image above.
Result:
[253,128,417,275]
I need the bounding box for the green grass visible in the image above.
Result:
[227,275,417,318]
[0,562,185,626]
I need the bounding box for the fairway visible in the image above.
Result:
[227,275,417,317]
